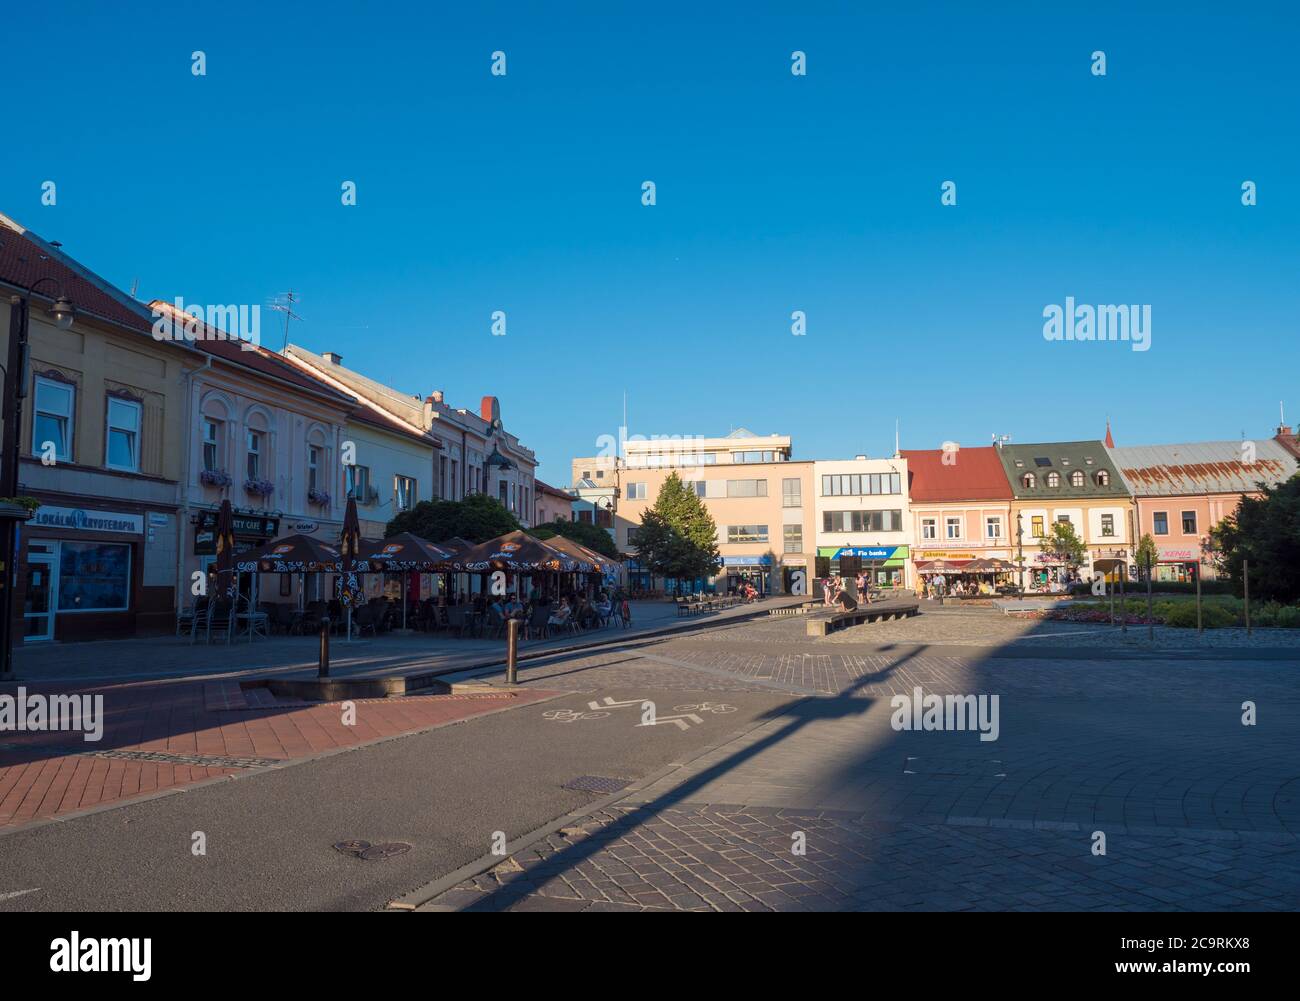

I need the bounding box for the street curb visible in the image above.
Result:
[386,697,809,911]
[0,690,571,841]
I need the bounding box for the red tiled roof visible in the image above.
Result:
[900,446,1014,502]
[534,478,572,499]
[0,217,157,337]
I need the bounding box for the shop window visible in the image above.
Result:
[921,518,936,540]
[783,524,802,553]
[58,541,131,612]
[33,376,74,462]
[1101,514,1115,537]
[1181,511,1197,534]
[203,419,222,472]
[105,397,142,472]
[1153,511,1169,535]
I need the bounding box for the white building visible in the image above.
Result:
[812,455,913,589]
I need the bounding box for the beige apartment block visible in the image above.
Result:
[570,429,815,594]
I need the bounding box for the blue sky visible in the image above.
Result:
[6,2,1298,483]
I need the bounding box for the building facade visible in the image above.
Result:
[1107,439,1299,581]
[900,446,1015,582]
[571,429,816,595]
[995,440,1133,587]
[812,456,912,589]
[1,218,209,641]
[533,479,574,526]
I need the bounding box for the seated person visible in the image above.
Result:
[503,593,525,619]
[593,592,612,620]
[547,598,572,627]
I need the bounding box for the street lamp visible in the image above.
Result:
[1,278,76,678]
[1015,512,1025,595]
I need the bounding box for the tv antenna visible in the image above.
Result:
[269,291,303,352]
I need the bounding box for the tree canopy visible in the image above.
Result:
[631,472,721,584]
[384,493,520,543]
[1209,474,1300,601]
[1039,520,1087,567]
[531,519,620,558]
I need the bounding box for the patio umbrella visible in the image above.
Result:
[360,533,457,629]
[213,498,238,601]
[235,534,347,573]
[339,496,364,640]
[452,531,578,578]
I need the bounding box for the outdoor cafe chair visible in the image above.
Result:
[187,596,210,644]
[526,605,549,640]
[202,598,234,645]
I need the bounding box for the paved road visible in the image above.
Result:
[3,613,1298,912]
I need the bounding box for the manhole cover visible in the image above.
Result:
[333,839,412,860]
[563,775,630,794]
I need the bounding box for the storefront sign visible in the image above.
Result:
[31,506,143,535]
[782,557,807,566]
[722,555,773,566]
[1157,547,1199,562]
[148,512,170,527]
[822,546,909,561]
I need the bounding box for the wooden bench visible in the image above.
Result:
[805,599,920,637]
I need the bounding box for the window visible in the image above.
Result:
[945,517,962,540]
[626,482,647,500]
[782,478,801,507]
[581,470,590,480]
[727,525,768,544]
[1095,470,1110,486]
[394,475,417,511]
[450,460,459,498]
[308,445,321,493]
[732,450,781,464]
[202,419,221,472]
[1022,473,1036,489]
[1069,470,1085,487]
[822,510,903,533]
[57,541,131,612]
[1153,511,1169,535]
[1046,471,1061,488]
[783,523,803,553]
[921,518,937,540]
[820,473,901,496]
[1181,511,1197,534]
[626,527,641,547]
[246,430,262,480]
[1031,516,1044,538]
[686,480,706,497]
[1056,514,1071,525]
[32,377,74,461]
[726,479,767,497]
[346,464,371,501]
[498,480,508,506]
[1101,513,1115,537]
[985,517,1002,540]
[105,397,141,472]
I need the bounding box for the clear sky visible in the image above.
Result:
[6,2,1298,483]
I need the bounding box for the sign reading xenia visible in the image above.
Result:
[152,297,260,351]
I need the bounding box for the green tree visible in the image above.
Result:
[632,472,721,588]
[1209,474,1300,601]
[1039,519,1086,568]
[531,519,620,559]
[1134,533,1159,581]
[385,493,520,543]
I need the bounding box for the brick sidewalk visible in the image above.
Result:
[0,679,558,830]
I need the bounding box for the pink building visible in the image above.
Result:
[1107,439,1298,581]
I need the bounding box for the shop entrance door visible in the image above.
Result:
[24,552,58,641]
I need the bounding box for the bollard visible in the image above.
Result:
[1244,560,1251,636]
[319,616,331,678]
[506,618,520,685]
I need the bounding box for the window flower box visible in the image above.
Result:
[200,469,233,488]
[244,478,275,498]
[308,489,331,507]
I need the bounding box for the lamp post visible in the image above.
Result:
[2,279,75,679]
[1015,512,1024,595]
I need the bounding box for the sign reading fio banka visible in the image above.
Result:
[31,506,143,534]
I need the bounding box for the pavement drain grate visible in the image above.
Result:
[0,743,280,770]
[563,775,631,794]
[333,839,413,861]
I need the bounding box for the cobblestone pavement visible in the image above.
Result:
[425,619,1300,912]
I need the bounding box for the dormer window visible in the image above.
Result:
[1069,470,1085,487]
[1095,470,1110,486]
[1046,471,1061,488]
[1022,472,1036,489]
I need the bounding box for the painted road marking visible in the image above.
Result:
[636,712,704,732]
[0,888,40,902]
[542,709,611,723]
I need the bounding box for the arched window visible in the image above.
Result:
[1022,473,1036,489]
[1046,471,1061,488]
[1070,470,1085,487]
[1095,470,1110,486]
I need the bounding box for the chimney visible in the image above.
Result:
[431,390,444,404]
[322,351,343,365]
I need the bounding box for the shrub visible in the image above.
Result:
[1162,603,1236,629]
